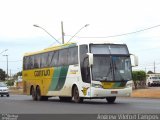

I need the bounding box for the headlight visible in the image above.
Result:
[126,81,133,88]
[92,83,103,88]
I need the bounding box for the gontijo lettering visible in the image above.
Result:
[34,69,50,77]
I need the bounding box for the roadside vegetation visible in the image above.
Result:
[132,70,146,89]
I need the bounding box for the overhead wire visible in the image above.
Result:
[65,24,160,38]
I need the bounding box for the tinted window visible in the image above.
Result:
[23,57,27,70]
[23,47,78,70]
[58,49,68,66]
[48,51,59,67]
[110,45,129,54]
[28,56,34,69]
[80,45,91,83]
[90,45,110,54]
[34,54,41,68]
[90,44,129,55]
[41,53,49,68]
[92,55,112,81]
[68,47,78,65]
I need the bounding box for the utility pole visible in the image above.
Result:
[61,21,65,44]
[145,67,147,73]
[10,69,11,78]
[154,61,156,74]
[3,55,8,80]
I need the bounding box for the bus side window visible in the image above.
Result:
[80,45,91,83]
[23,57,27,70]
[41,53,49,68]
[58,48,68,66]
[68,47,78,65]
[34,54,41,69]
[48,51,59,67]
[27,56,34,69]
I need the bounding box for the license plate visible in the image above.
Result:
[111,91,118,94]
[102,82,114,89]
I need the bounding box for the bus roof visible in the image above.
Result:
[24,42,127,56]
[24,42,77,56]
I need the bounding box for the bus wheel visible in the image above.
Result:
[31,87,37,101]
[73,86,83,103]
[36,86,42,101]
[148,83,151,87]
[106,97,116,104]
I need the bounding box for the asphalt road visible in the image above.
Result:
[0,95,160,114]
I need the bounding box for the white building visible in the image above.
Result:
[146,74,160,87]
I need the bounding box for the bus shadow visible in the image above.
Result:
[47,98,120,105]
[24,96,128,105]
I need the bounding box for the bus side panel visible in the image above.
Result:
[22,68,54,96]
[49,66,68,91]
[47,65,91,97]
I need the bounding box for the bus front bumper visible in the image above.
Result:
[90,87,132,98]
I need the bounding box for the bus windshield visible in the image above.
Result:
[92,55,132,81]
[92,55,112,81]
[90,44,132,82]
[112,56,132,81]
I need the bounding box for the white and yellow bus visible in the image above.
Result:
[23,43,138,103]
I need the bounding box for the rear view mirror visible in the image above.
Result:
[87,53,93,67]
[130,54,138,67]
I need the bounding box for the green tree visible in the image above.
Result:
[132,71,146,89]
[16,71,22,76]
[0,68,6,81]
[13,71,22,79]
[6,80,14,86]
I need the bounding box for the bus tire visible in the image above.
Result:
[36,86,42,101]
[106,97,116,104]
[31,87,37,101]
[73,86,83,103]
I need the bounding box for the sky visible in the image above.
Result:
[1,0,160,75]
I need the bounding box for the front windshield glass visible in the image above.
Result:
[112,56,132,81]
[92,56,132,81]
[92,55,113,81]
[90,44,132,81]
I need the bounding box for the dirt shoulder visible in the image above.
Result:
[131,87,160,99]
[9,87,23,95]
